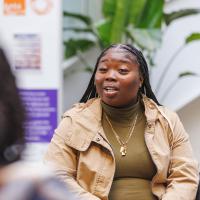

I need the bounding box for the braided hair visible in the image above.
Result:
[80,44,160,105]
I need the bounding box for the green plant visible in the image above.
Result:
[63,0,200,100]
[63,0,164,61]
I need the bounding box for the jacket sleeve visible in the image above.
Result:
[162,112,199,200]
[44,116,100,200]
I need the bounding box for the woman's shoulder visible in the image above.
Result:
[62,98,101,119]
[55,98,101,137]
[54,98,101,151]
[0,161,53,184]
[142,95,178,122]
[157,105,184,134]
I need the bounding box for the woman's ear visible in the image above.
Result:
[139,76,144,88]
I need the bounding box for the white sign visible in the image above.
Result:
[0,0,62,162]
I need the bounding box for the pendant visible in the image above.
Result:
[120,146,127,156]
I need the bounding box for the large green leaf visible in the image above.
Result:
[164,9,200,25]
[63,27,93,33]
[123,0,133,25]
[110,0,130,43]
[64,39,95,59]
[185,33,200,44]
[128,0,147,25]
[63,11,92,25]
[136,0,164,28]
[102,0,116,17]
[95,19,112,48]
[128,28,162,51]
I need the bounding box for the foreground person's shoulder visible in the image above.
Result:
[0,161,73,200]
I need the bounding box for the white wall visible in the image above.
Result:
[63,47,100,110]
[177,96,200,161]
[151,0,200,110]
[152,1,200,162]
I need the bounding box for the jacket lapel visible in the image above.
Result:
[64,98,111,152]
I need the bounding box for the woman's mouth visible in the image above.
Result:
[103,86,119,97]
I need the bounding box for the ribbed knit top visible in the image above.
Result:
[101,100,157,200]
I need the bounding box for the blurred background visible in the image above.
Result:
[0,0,200,162]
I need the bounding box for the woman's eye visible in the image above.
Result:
[98,67,107,73]
[119,68,129,74]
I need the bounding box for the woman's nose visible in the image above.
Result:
[105,69,117,81]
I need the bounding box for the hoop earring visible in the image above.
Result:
[87,90,93,101]
[143,87,147,96]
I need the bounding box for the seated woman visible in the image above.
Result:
[44,44,199,200]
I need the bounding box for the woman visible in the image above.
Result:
[44,44,199,200]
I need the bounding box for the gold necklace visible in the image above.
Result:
[105,113,138,156]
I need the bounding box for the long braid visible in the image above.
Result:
[123,44,160,105]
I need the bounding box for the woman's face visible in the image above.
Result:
[95,48,143,107]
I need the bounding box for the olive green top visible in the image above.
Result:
[101,100,157,200]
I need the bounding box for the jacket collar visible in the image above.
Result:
[142,95,159,121]
[65,96,159,151]
[86,95,159,122]
[63,98,103,151]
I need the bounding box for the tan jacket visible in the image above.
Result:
[44,96,199,200]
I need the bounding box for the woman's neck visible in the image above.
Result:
[101,100,143,124]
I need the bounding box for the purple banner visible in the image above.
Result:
[19,89,57,143]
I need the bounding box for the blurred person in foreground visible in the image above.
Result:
[0,48,74,200]
[44,44,199,200]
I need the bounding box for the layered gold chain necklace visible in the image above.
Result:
[105,113,138,156]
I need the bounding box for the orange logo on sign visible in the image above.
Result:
[4,0,26,15]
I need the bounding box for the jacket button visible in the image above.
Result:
[149,104,154,109]
[147,123,152,128]
[96,137,101,142]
